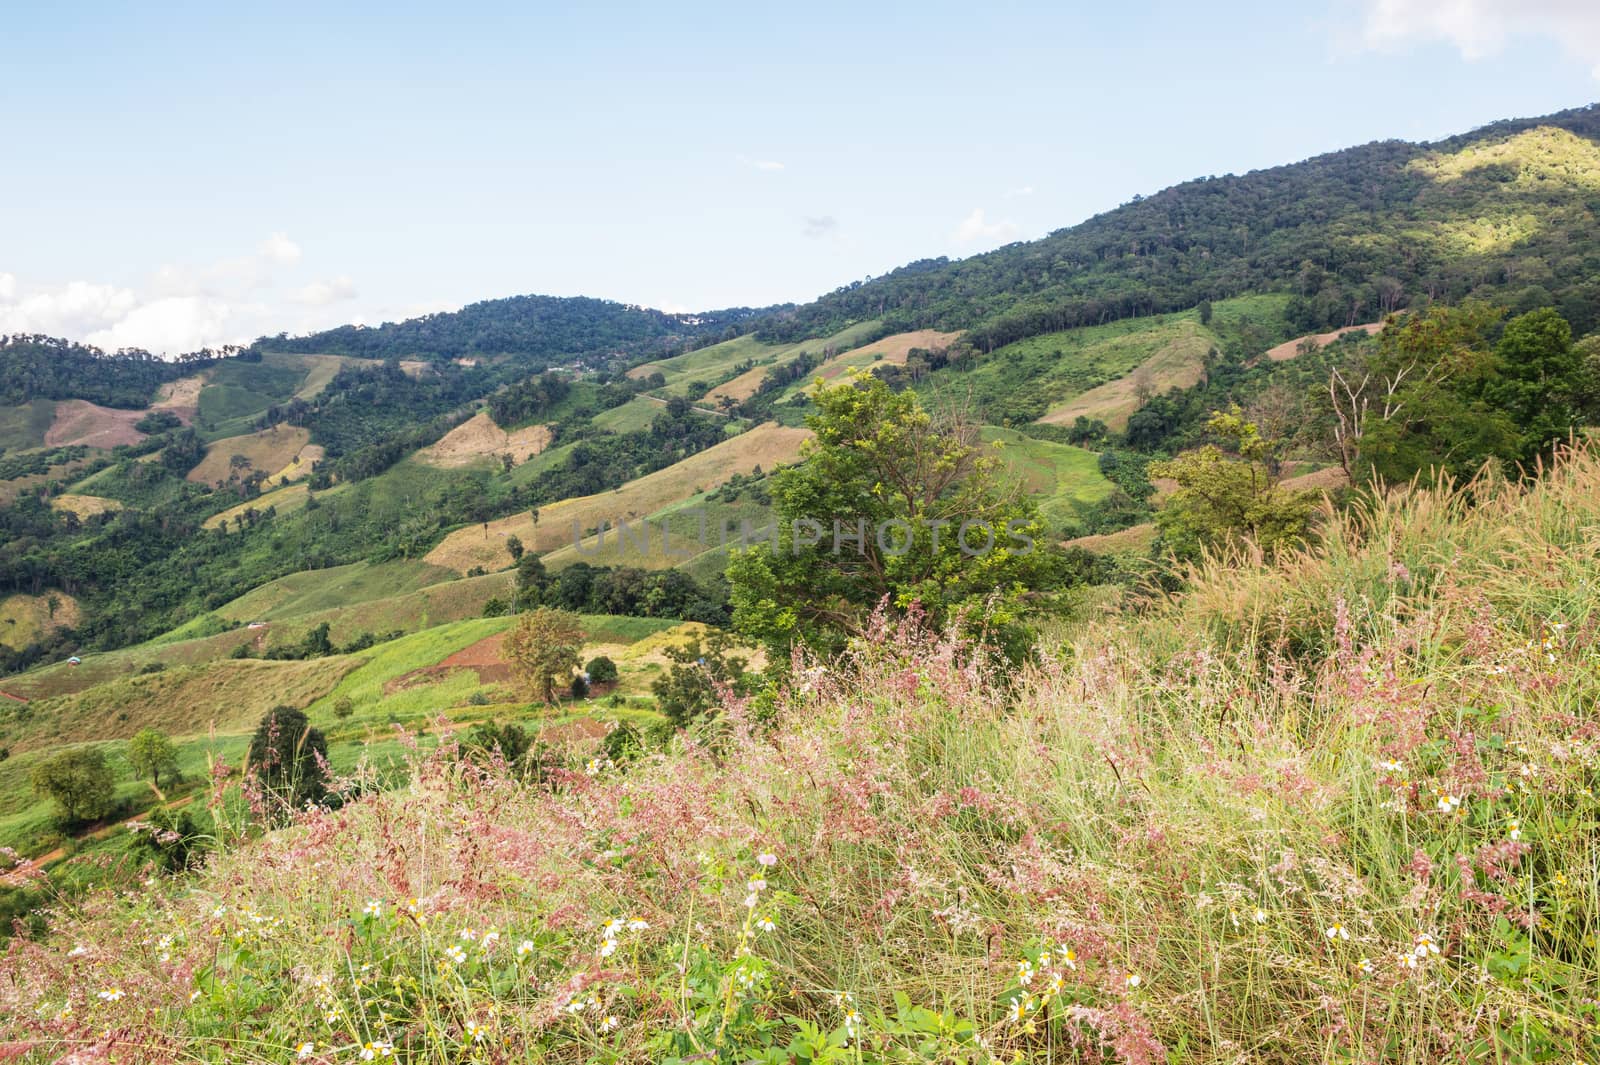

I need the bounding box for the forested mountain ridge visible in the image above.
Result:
[757,103,1600,348]
[252,294,780,364]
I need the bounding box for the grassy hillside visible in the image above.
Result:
[8,450,1600,1059]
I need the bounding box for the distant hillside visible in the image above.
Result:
[759,104,1600,348]
[0,335,214,409]
[252,294,779,364]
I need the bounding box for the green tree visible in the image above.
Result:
[502,607,583,704]
[127,728,180,793]
[506,534,525,562]
[1150,408,1317,560]
[1488,307,1583,462]
[31,747,117,824]
[247,705,329,807]
[650,631,749,728]
[585,655,619,686]
[727,373,1051,661]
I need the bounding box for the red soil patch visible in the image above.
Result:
[385,633,515,693]
[44,400,148,448]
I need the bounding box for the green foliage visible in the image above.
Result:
[127,727,180,790]
[487,371,571,429]
[1150,408,1317,559]
[130,805,208,871]
[650,630,749,728]
[728,374,1054,661]
[29,746,117,824]
[502,608,583,704]
[0,335,213,407]
[246,705,329,808]
[585,655,618,685]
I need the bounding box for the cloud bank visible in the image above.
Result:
[1358,0,1600,77]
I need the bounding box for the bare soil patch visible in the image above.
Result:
[1262,322,1384,363]
[150,373,207,424]
[44,400,147,448]
[418,411,553,468]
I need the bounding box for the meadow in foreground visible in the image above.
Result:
[3,452,1600,1063]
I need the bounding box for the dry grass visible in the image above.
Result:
[425,423,812,573]
[11,656,360,752]
[203,483,311,530]
[708,329,961,404]
[149,373,207,423]
[1063,521,1157,555]
[1262,321,1384,362]
[0,592,82,652]
[42,399,147,448]
[186,425,314,485]
[1038,321,1214,430]
[417,411,553,469]
[48,493,124,518]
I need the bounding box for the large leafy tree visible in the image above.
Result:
[728,373,1053,661]
[1149,409,1317,560]
[502,607,584,704]
[1487,307,1587,462]
[127,728,180,793]
[30,747,117,824]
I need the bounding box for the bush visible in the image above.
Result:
[332,696,355,720]
[585,655,618,685]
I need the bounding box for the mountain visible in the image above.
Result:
[757,103,1600,346]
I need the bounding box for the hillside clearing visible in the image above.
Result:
[417,411,553,468]
[425,423,812,573]
[42,399,146,448]
[1037,320,1215,430]
[186,425,314,485]
[149,373,207,423]
[1262,321,1384,362]
[0,592,81,652]
[48,493,124,518]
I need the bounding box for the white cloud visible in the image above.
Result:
[802,215,839,239]
[291,275,358,307]
[259,231,303,265]
[952,208,1019,245]
[0,233,361,355]
[1005,185,1035,197]
[738,154,785,171]
[1358,0,1600,76]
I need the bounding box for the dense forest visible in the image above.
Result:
[0,335,218,408]
[252,295,775,364]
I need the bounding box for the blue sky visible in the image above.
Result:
[3,1,1599,353]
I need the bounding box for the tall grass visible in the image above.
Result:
[3,454,1599,1061]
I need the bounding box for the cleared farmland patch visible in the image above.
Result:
[417,411,553,468]
[425,422,811,573]
[43,400,147,448]
[1262,321,1384,362]
[1037,320,1215,430]
[49,493,124,518]
[186,425,314,485]
[0,591,82,652]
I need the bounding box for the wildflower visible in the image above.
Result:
[842,1006,860,1036]
[480,930,500,951]
[325,1010,340,1024]
[1357,958,1374,976]
[1007,997,1029,1022]
[600,918,625,938]
[1046,972,1064,995]
[362,900,382,919]
[757,915,776,933]
[296,1042,315,1059]
[1508,821,1522,841]
[97,988,125,1002]
[1413,932,1441,958]
[600,1015,620,1032]
[464,1022,488,1043]
[756,852,778,867]
[458,927,478,942]
[625,917,649,932]
[1379,759,1403,773]
[1124,973,1141,988]
[1325,923,1351,942]
[747,876,767,893]
[189,989,202,1003]
[444,944,467,965]
[1016,959,1035,985]
[598,938,618,958]
[1061,948,1078,970]
[517,939,535,958]
[359,1041,393,1060]
[1253,908,1268,925]
[1397,951,1419,970]
[1436,793,1462,814]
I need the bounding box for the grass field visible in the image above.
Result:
[425,422,812,573]
[634,323,885,401]
[984,426,1115,528]
[1035,319,1215,429]
[0,592,81,652]
[0,399,57,451]
[47,492,123,518]
[770,328,961,403]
